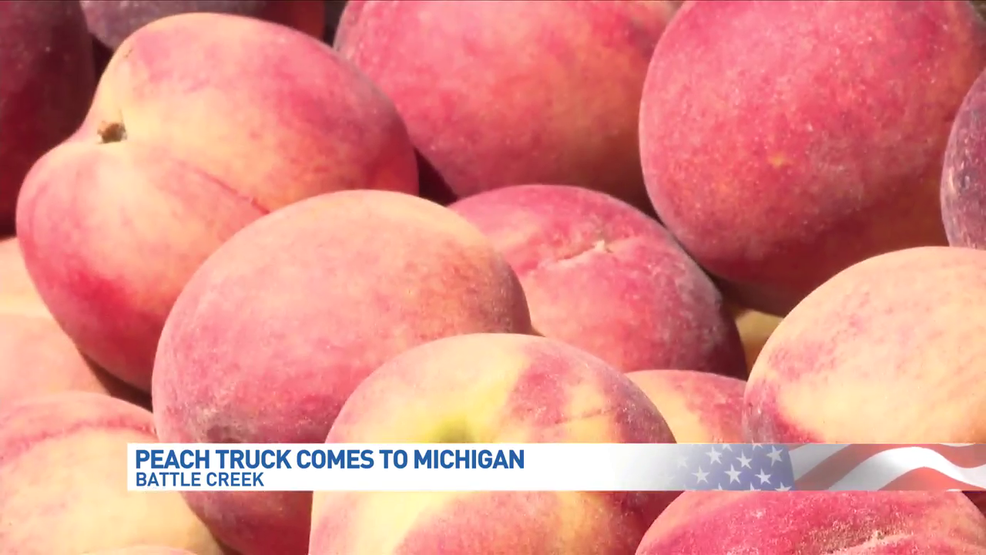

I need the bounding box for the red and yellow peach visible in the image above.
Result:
[628,370,745,444]
[0,392,224,553]
[152,190,533,554]
[637,491,986,554]
[311,333,678,555]
[745,247,986,443]
[16,12,418,392]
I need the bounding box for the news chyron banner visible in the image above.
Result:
[128,443,986,492]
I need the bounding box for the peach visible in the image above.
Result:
[0,0,94,233]
[0,392,224,553]
[744,247,986,443]
[16,12,418,392]
[450,185,745,377]
[0,313,146,407]
[637,491,986,554]
[0,238,147,407]
[734,309,782,370]
[152,190,533,555]
[0,236,46,308]
[943,63,986,249]
[640,0,986,315]
[310,333,677,555]
[627,370,745,443]
[83,1,326,74]
[335,0,678,209]
[86,549,197,555]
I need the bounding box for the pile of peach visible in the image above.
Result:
[4,1,986,554]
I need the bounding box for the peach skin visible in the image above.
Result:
[85,549,198,555]
[744,247,986,444]
[152,190,533,555]
[450,184,745,378]
[0,238,147,407]
[0,392,224,554]
[943,62,986,250]
[640,0,986,314]
[310,333,678,555]
[627,370,745,444]
[637,491,986,554]
[335,0,678,208]
[16,12,418,392]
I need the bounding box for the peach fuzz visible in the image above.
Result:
[627,370,745,443]
[16,11,418,392]
[744,247,986,443]
[450,185,745,378]
[152,190,533,555]
[0,313,147,408]
[310,333,677,555]
[335,0,678,208]
[636,491,986,554]
[0,0,94,233]
[640,0,986,315]
[0,392,223,553]
[943,62,986,249]
[0,238,146,407]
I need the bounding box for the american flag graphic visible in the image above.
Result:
[670,444,986,491]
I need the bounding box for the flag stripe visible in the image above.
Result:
[879,467,986,492]
[786,443,844,479]
[793,444,986,490]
